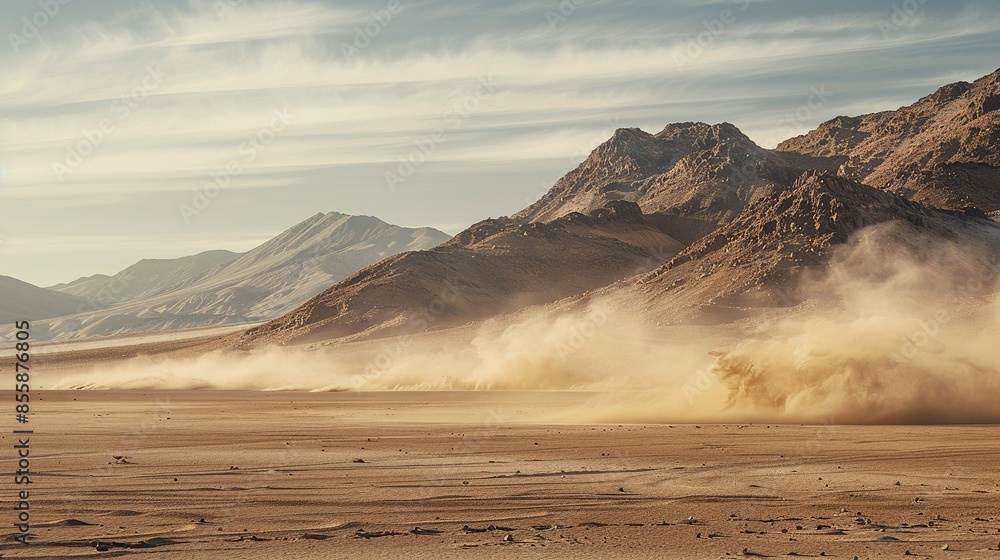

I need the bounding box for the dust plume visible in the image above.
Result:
[708,223,1000,424]
[50,222,1000,424]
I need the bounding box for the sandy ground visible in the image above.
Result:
[1,390,998,559]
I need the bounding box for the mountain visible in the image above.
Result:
[515,122,837,238]
[0,276,87,324]
[777,68,1000,213]
[17,212,451,340]
[239,202,684,345]
[49,250,241,303]
[238,69,1000,347]
[48,274,112,299]
[625,171,998,321]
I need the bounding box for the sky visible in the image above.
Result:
[1,0,998,287]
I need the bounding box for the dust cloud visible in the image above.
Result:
[50,222,1000,424]
[708,223,1000,424]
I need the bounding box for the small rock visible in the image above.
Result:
[941,543,950,550]
[503,533,514,542]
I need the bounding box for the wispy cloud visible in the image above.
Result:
[1,0,998,285]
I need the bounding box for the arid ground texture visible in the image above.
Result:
[2,390,998,559]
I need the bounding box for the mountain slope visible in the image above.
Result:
[49,250,241,303]
[777,68,1000,212]
[0,276,87,323]
[624,171,999,320]
[48,274,112,299]
[239,202,685,346]
[25,213,451,340]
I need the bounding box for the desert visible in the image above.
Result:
[3,2,1000,558]
[3,388,1000,559]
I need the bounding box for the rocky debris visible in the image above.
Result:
[409,527,443,535]
[354,529,403,539]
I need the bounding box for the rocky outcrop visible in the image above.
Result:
[778,68,1000,212]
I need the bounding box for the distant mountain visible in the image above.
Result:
[240,201,685,346]
[17,212,451,340]
[48,274,112,299]
[0,276,87,324]
[49,250,241,303]
[778,68,1000,213]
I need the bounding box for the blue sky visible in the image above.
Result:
[1,0,998,286]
